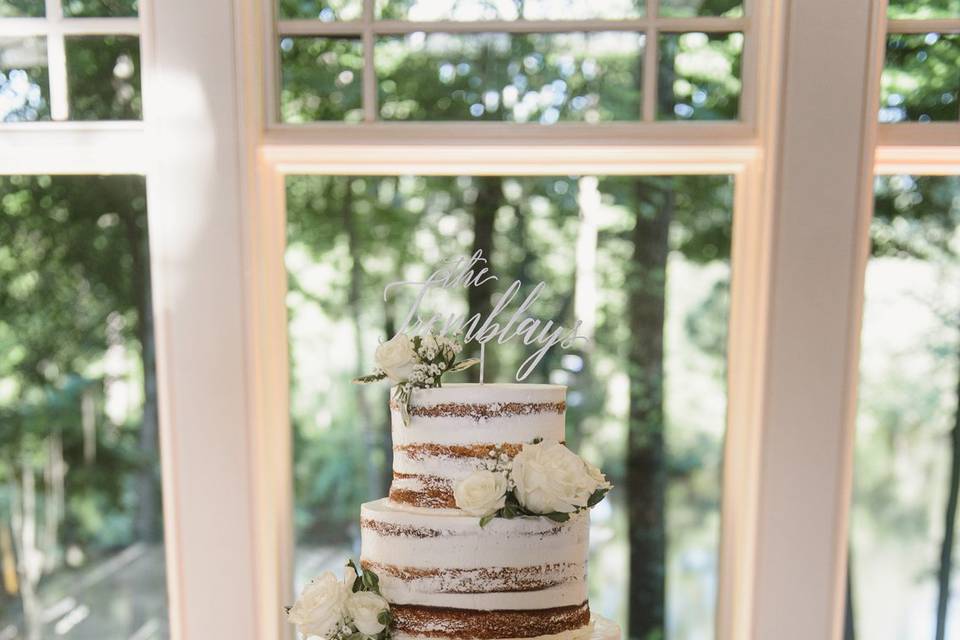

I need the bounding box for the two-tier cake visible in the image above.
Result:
[287,334,619,640]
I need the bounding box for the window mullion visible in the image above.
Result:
[45,0,69,121]
[642,0,659,121]
[362,0,377,122]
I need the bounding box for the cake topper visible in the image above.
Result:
[383,250,586,382]
[353,250,587,425]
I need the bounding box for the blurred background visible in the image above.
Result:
[1,0,960,639]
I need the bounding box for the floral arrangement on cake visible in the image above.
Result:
[286,560,392,640]
[454,438,613,526]
[353,333,479,425]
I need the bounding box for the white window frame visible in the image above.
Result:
[1,0,959,639]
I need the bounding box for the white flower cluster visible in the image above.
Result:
[373,333,464,388]
[287,568,391,640]
[453,440,613,522]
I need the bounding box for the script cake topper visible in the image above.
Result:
[384,249,587,382]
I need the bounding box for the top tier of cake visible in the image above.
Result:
[388,383,566,511]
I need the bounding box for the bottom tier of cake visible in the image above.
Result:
[360,498,594,640]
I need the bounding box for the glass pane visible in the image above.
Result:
[280,36,364,123]
[658,32,742,121]
[881,33,960,123]
[287,174,732,640]
[65,36,142,121]
[377,32,643,123]
[278,0,362,21]
[0,175,168,639]
[889,0,960,19]
[376,0,643,20]
[0,37,49,122]
[849,175,960,639]
[659,0,742,17]
[0,0,44,17]
[62,0,138,17]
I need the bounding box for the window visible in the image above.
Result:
[0,0,142,122]
[286,174,732,637]
[272,0,747,124]
[850,175,960,639]
[0,175,167,639]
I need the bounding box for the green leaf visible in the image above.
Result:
[587,488,609,508]
[346,558,361,577]
[362,568,380,592]
[352,576,363,592]
[448,358,480,373]
[353,371,388,384]
[378,610,393,625]
[531,437,543,444]
[479,513,496,527]
[544,512,571,523]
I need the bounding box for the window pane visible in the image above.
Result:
[376,0,643,20]
[280,36,364,123]
[278,0,362,21]
[658,32,742,121]
[658,0,742,17]
[62,0,138,17]
[850,175,960,638]
[377,33,643,123]
[889,0,960,19]
[287,174,732,640]
[0,0,44,17]
[881,33,959,123]
[0,37,49,122]
[65,36,142,121]
[0,175,168,639]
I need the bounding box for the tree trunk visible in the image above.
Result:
[934,350,960,640]
[342,180,380,501]
[381,311,396,497]
[844,551,855,640]
[125,212,161,544]
[466,176,501,381]
[626,178,672,640]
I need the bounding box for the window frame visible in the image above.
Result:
[1,0,959,639]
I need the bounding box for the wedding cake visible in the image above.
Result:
[287,333,619,640]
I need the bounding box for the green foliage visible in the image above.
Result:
[882,34,960,123]
[65,35,142,120]
[279,0,361,20]
[62,0,138,17]
[0,0,43,17]
[658,32,742,120]
[0,174,155,552]
[376,33,642,122]
[659,0,742,17]
[280,37,364,122]
[888,0,960,19]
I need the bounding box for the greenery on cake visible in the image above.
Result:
[353,332,479,425]
[453,439,613,527]
[286,559,392,640]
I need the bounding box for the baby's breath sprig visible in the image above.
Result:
[353,332,479,425]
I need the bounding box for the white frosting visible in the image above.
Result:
[390,383,567,511]
[408,383,566,406]
[360,498,589,611]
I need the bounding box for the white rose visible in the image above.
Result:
[454,470,508,516]
[511,441,600,514]
[585,459,612,491]
[375,334,416,383]
[346,590,390,636]
[287,571,350,639]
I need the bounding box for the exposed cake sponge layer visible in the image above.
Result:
[360,498,589,611]
[389,384,566,510]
